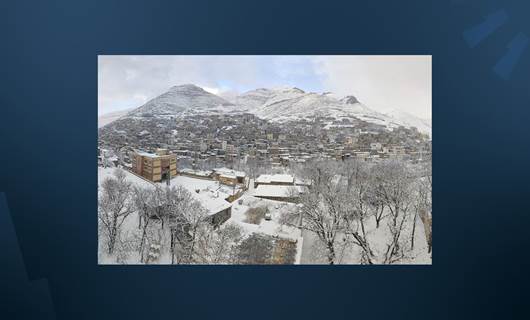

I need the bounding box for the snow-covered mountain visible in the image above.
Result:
[128,84,235,116]
[110,84,431,135]
[98,108,134,128]
[235,87,431,135]
[383,109,432,136]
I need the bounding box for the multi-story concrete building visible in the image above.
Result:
[132,149,177,182]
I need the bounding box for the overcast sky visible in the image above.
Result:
[98,55,431,119]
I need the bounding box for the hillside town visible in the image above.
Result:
[98,110,431,174]
[98,119,431,265]
[98,83,432,265]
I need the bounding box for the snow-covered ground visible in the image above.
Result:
[99,168,431,265]
[98,167,304,264]
[229,195,301,239]
[300,212,432,265]
[227,194,304,264]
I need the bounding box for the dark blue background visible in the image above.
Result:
[1,0,529,319]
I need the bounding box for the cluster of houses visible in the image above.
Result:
[253,174,309,203]
[98,112,430,263]
[179,167,247,186]
[122,150,245,227]
[182,171,306,226]
[111,149,311,226]
[99,112,431,175]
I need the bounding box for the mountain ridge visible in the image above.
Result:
[100,84,431,136]
[127,84,234,117]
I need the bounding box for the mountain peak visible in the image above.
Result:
[340,95,360,104]
[271,86,305,94]
[169,84,206,92]
[289,87,305,94]
[119,84,431,136]
[128,84,232,116]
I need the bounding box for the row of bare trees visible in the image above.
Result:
[283,158,432,264]
[98,169,243,264]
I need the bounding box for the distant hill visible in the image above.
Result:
[101,84,431,135]
[98,108,133,128]
[127,84,234,117]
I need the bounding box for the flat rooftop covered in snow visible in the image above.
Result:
[179,168,213,177]
[253,185,305,198]
[213,167,246,178]
[170,175,233,215]
[255,174,294,184]
[135,151,159,158]
[191,189,232,215]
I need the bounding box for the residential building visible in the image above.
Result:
[212,167,247,185]
[253,185,305,203]
[132,149,177,182]
[370,142,382,151]
[254,174,295,188]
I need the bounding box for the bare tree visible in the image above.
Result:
[163,186,208,264]
[131,183,243,264]
[415,162,432,253]
[114,230,138,264]
[98,169,134,255]
[367,182,386,229]
[282,162,349,264]
[194,223,243,264]
[372,161,414,264]
[407,161,433,252]
[283,158,430,264]
[340,159,375,264]
[132,186,168,263]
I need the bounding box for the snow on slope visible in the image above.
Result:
[383,109,432,136]
[236,87,431,135]
[112,84,431,135]
[98,108,133,128]
[237,87,386,124]
[128,84,234,116]
[234,88,278,110]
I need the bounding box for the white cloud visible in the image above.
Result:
[202,87,220,95]
[314,56,432,119]
[98,56,264,116]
